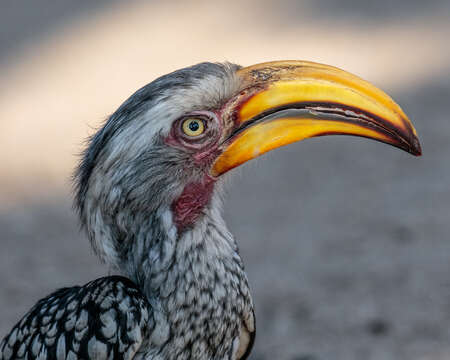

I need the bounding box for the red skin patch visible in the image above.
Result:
[165,100,250,231]
[165,110,223,231]
[171,175,216,231]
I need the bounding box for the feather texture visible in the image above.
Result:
[0,277,151,360]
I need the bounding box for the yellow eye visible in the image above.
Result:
[182,118,205,137]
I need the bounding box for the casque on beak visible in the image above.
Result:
[212,60,421,176]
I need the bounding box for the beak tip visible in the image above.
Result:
[409,135,422,156]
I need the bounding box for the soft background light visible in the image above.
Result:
[0,1,449,359]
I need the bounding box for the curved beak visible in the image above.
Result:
[212,60,421,176]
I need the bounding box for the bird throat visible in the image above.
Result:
[171,175,216,231]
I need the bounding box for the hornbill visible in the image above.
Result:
[0,61,421,360]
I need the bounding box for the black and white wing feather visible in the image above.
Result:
[0,276,152,360]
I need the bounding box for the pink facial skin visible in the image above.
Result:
[165,110,223,164]
[171,174,216,230]
[165,110,223,231]
[165,91,260,231]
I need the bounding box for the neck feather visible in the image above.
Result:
[122,192,244,301]
[120,192,253,357]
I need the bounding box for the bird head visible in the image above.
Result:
[74,61,421,270]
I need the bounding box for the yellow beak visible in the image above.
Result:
[212,60,421,176]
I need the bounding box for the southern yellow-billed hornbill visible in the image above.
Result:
[1,61,421,360]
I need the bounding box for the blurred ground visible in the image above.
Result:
[0,1,449,359]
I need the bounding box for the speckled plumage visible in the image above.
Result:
[1,63,255,360]
[0,277,151,360]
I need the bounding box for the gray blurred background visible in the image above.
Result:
[0,1,449,359]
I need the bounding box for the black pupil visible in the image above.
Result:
[189,121,200,132]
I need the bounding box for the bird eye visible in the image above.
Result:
[182,118,205,137]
